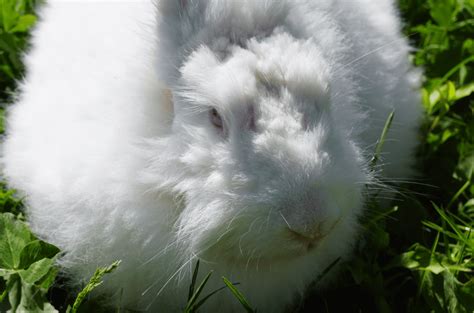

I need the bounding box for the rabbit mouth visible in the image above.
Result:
[194,215,344,271]
[285,228,327,252]
[210,248,316,269]
[284,216,341,251]
[200,231,331,269]
[197,217,343,269]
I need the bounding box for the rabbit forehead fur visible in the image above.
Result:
[1,0,422,312]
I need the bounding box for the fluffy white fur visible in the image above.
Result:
[2,0,422,311]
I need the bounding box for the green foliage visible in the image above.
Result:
[0,182,22,215]
[0,213,60,312]
[407,0,474,310]
[412,0,474,186]
[0,0,38,101]
[68,261,121,313]
[183,260,255,313]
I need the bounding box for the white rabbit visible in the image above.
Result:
[2,0,422,311]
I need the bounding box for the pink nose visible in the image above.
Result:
[284,217,340,250]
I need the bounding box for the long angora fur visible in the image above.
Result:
[2,0,422,312]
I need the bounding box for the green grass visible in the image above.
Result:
[0,0,473,312]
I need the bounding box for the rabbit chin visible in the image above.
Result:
[194,208,360,271]
[201,238,324,270]
[178,212,362,312]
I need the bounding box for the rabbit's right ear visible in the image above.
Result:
[156,0,205,42]
[156,0,207,85]
[157,0,188,17]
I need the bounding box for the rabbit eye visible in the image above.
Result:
[210,108,223,129]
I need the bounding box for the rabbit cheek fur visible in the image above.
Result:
[2,0,422,312]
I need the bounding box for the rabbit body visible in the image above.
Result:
[2,0,421,312]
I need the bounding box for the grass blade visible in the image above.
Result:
[432,202,474,251]
[70,260,121,313]
[446,179,471,210]
[184,270,213,313]
[370,110,395,169]
[314,257,342,285]
[222,276,255,313]
[417,232,440,299]
[187,260,200,302]
[188,284,234,312]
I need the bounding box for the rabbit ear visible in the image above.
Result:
[156,0,207,85]
[157,0,189,17]
[157,0,204,36]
